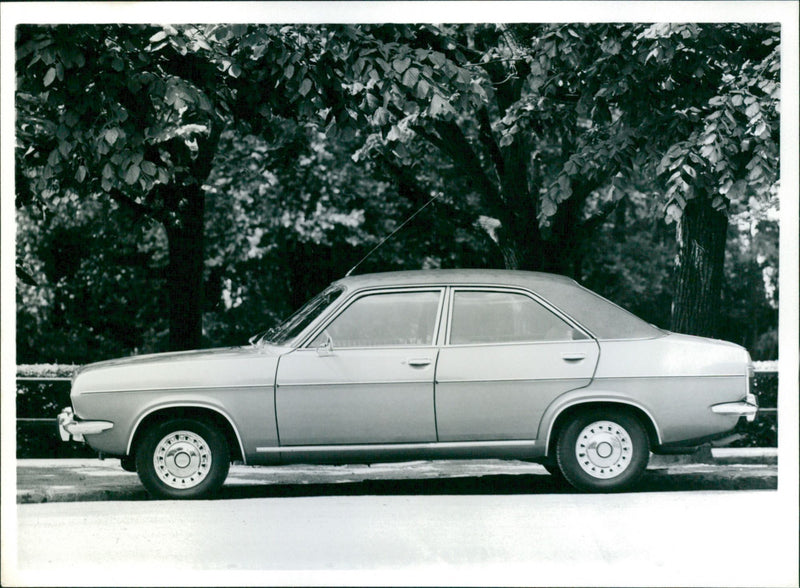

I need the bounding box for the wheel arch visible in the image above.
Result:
[127,403,245,463]
[543,400,661,458]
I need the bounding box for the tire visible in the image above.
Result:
[120,455,137,472]
[556,408,649,492]
[135,418,230,499]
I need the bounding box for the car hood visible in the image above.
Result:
[73,345,288,394]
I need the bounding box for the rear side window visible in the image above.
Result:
[449,290,587,345]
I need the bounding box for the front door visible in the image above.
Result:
[275,289,443,446]
[435,288,600,441]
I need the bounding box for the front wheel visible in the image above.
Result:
[556,409,649,492]
[135,418,230,499]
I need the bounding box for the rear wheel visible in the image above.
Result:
[135,418,230,499]
[556,409,649,492]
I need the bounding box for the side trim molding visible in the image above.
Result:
[257,439,537,453]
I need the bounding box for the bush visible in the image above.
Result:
[730,370,778,448]
[16,377,95,458]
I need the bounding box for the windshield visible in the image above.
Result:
[253,284,345,346]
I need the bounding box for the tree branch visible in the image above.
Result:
[108,187,161,224]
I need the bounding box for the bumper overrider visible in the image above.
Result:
[710,393,759,422]
[57,407,114,442]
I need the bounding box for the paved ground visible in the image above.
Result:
[13,489,795,587]
[16,448,777,503]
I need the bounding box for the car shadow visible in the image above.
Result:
[205,469,776,501]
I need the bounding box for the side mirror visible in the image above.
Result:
[317,332,333,356]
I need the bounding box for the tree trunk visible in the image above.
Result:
[670,197,728,337]
[165,185,206,351]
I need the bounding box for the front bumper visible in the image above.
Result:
[710,393,758,422]
[57,407,114,442]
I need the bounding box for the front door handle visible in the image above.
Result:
[407,357,432,367]
[561,353,586,362]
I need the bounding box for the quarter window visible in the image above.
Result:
[310,290,441,348]
[449,290,586,344]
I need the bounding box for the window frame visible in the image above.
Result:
[299,287,447,350]
[443,286,593,347]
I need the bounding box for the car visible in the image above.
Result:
[58,269,758,498]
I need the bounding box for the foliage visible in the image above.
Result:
[15,23,779,360]
[16,24,235,350]
[17,197,169,363]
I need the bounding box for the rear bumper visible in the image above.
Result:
[57,407,114,442]
[710,393,758,423]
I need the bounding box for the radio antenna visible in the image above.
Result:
[345,192,441,277]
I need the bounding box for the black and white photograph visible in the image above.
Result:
[1,2,798,586]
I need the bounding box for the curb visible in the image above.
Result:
[649,447,777,467]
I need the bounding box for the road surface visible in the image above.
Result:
[9,486,796,587]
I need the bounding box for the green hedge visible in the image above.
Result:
[730,371,778,448]
[15,369,779,458]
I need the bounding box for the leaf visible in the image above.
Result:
[392,57,411,74]
[75,166,87,183]
[665,203,682,224]
[125,163,141,185]
[401,67,419,88]
[299,78,313,97]
[58,140,72,158]
[141,161,157,176]
[499,133,514,148]
[429,93,447,117]
[416,78,431,99]
[429,52,446,67]
[104,128,119,145]
[43,68,56,87]
[149,30,168,44]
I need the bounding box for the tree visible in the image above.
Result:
[16,197,170,363]
[16,24,229,350]
[642,24,780,335]
[229,23,779,337]
[224,24,633,276]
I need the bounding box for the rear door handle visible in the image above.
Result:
[561,353,586,362]
[407,358,432,367]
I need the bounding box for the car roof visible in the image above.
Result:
[333,269,662,340]
[335,269,578,290]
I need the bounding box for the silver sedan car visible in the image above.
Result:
[58,269,757,498]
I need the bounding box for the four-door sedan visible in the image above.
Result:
[58,269,758,498]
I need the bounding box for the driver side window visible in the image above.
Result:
[310,290,441,348]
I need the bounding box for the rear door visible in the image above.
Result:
[435,288,599,441]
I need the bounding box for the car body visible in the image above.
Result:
[58,269,758,497]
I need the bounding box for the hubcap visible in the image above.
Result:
[575,420,633,479]
[153,430,211,489]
